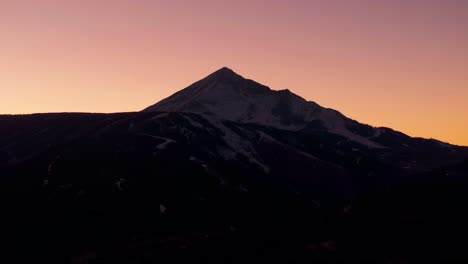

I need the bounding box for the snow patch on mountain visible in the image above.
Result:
[203,116,270,173]
[151,112,169,120]
[137,133,176,150]
[256,130,319,160]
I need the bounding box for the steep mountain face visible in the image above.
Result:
[144,67,382,148]
[144,67,467,171]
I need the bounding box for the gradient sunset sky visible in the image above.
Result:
[1,1,467,145]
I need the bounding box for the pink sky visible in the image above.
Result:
[1,1,467,145]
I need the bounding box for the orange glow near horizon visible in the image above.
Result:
[1,1,468,146]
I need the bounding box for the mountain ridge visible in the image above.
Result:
[144,67,387,148]
[1,71,468,262]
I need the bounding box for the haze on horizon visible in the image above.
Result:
[1,1,467,146]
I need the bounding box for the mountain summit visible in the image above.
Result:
[144,67,382,147]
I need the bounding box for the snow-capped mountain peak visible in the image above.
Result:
[144,67,382,148]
